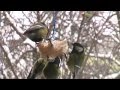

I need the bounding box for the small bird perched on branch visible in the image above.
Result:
[23,22,52,45]
[37,39,69,60]
[27,57,61,79]
[67,43,85,79]
[27,58,46,79]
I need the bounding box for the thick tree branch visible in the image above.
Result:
[0,43,18,79]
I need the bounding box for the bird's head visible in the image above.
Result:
[72,43,84,53]
[23,22,48,42]
[23,22,47,35]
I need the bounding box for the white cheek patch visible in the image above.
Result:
[77,46,83,52]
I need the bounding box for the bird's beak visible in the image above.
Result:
[23,32,26,35]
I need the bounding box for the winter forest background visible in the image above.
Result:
[0,11,120,79]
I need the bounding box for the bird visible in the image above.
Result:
[23,22,52,45]
[27,57,61,79]
[83,11,96,24]
[27,58,46,79]
[67,43,85,79]
[37,39,69,60]
[43,57,60,79]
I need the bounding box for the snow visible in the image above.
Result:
[98,39,102,43]
[2,45,16,63]
[2,45,10,52]
[104,71,120,79]
[19,59,26,68]
[13,33,20,40]
[23,38,36,48]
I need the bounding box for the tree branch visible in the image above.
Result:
[0,43,18,79]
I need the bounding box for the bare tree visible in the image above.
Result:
[0,11,120,79]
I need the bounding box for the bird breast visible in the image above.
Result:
[37,39,69,59]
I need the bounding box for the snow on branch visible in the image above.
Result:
[0,43,18,79]
[104,71,120,79]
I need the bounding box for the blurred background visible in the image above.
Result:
[0,11,120,79]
